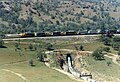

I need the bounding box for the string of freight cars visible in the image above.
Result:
[5,30,120,38]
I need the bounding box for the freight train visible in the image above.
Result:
[4,29,120,38]
[13,31,87,38]
[5,31,77,38]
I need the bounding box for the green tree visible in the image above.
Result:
[51,15,55,19]
[36,52,44,62]
[92,48,104,60]
[81,11,84,15]
[107,62,111,66]
[29,44,33,51]
[103,37,111,46]
[92,15,98,21]
[56,20,60,25]
[46,43,53,50]
[26,16,34,25]
[113,36,120,42]
[34,44,38,51]
[118,49,120,55]
[112,42,120,50]
[29,59,34,66]
[79,44,84,51]
[15,43,19,49]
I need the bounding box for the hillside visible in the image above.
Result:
[0,0,120,34]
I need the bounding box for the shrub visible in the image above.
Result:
[0,39,4,48]
[103,47,110,52]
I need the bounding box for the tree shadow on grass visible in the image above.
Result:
[30,50,35,51]
[0,46,7,48]
[30,64,36,67]
[95,58,105,61]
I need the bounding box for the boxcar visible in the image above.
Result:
[53,31,61,36]
[37,32,46,37]
[66,31,77,35]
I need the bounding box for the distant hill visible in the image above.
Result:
[0,0,120,34]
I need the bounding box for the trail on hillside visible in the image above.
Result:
[0,60,29,82]
[0,60,28,67]
[1,69,27,82]
[104,53,120,66]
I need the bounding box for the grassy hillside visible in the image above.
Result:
[85,56,120,82]
[0,35,120,81]
[0,41,80,82]
[1,62,79,82]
